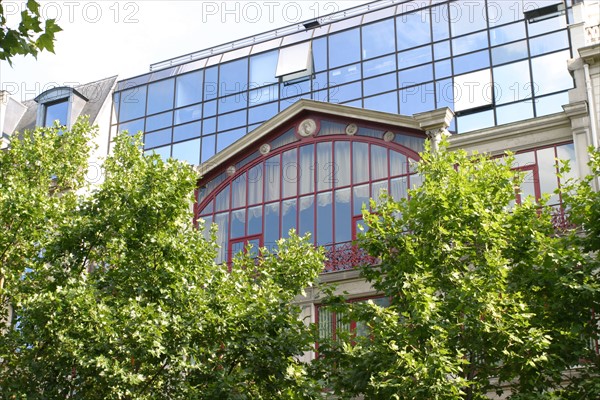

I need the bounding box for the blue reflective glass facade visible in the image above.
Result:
[112,0,574,165]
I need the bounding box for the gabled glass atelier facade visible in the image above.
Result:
[111,0,576,166]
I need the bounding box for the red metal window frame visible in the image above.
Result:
[228,234,263,266]
[196,132,420,271]
[315,296,390,353]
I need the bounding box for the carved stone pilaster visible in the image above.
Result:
[413,107,455,153]
[426,127,450,153]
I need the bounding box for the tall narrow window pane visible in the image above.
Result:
[265,156,281,202]
[201,134,216,162]
[431,5,449,41]
[390,177,408,201]
[299,196,315,238]
[353,142,369,184]
[317,192,333,245]
[318,307,334,340]
[335,188,352,244]
[329,28,361,68]
[537,147,559,205]
[362,18,395,59]
[282,149,298,198]
[204,66,218,101]
[300,144,315,195]
[248,206,262,236]
[312,37,328,72]
[556,143,577,182]
[176,70,203,107]
[264,203,280,251]
[231,209,246,238]
[372,181,388,205]
[147,79,175,115]
[353,184,369,216]
[214,212,229,264]
[335,142,351,187]
[231,172,247,209]
[247,164,263,205]
[371,145,388,180]
[215,186,230,212]
[282,199,297,238]
[317,142,333,191]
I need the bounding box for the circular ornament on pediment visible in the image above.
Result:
[298,118,318,137]
[226,165,236,176]
[383,131,395,142]
[345,123,358,135]
[259,143,271,155]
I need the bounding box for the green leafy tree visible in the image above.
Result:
[0,0,61,63]
[0,120,324,399]
[315,140,599,399]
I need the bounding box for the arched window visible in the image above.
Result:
[196,120,423,268]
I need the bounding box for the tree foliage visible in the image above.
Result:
[315,141,600,399]
[0,0,61,63]
[0,120,325,399]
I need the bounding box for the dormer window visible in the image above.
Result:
[43,99,69,127]
[34,87,88,129]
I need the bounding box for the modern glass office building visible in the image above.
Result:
[110,0,577,167]
[103,0,600,319]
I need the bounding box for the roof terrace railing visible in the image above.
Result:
[149,0,403,72]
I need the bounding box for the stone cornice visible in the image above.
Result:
[579,43,600,64]
[448,112,572,155]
